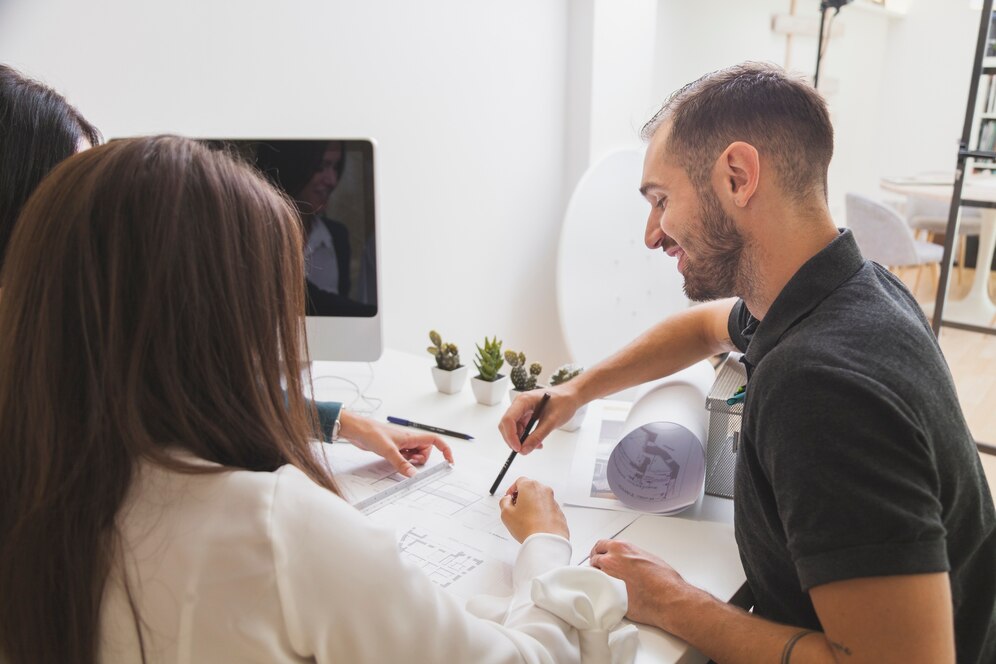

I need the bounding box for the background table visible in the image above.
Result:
[311,349,746,664]
[880,177,996,328]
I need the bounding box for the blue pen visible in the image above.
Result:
[386,416,474,440]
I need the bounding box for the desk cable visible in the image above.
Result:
[310,363,383,416]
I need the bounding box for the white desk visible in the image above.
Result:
[312,349,746,664]
[880,177,996,327]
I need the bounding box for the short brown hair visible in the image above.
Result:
[642,62,834,202]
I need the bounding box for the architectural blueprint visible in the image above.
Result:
[323,442,636,599]
[324,444,515,598]
[397,525,487,588]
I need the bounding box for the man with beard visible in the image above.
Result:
[499,62,995,663]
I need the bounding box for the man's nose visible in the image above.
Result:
[645,213,666,250]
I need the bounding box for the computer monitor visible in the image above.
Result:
[200,138,382,361]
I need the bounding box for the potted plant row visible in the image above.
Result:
[426,331,587,429]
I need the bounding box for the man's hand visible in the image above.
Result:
[590,539,696,630]
[340,411,454,477]
[497,386,583,454]
[499,477,570,543]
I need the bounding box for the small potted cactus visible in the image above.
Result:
[470,336,509,406]
[505,350,542,402]
[427,330,468,394]
[550,364,587,431]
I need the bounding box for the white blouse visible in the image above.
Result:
[97,457,604,663]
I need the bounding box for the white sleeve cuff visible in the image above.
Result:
[513,533,572,597]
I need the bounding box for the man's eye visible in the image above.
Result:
[656,198,667,210]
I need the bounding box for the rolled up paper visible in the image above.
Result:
[606,361,712,514]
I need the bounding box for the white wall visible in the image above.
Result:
[564,0,658,194]
[0,0,573,370]
[875,1,980,179]
[649,0,980,223]
[0,0,984,377]
[653,0,793,99]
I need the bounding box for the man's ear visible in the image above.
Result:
[715,142,759,209]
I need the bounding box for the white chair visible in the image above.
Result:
[904,197,981,285]
[845,193,944,296]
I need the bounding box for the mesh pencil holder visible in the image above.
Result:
[704,354,747,499]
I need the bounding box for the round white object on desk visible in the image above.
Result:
[606,361,712,513]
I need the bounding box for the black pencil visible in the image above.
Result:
[489,393,551,495]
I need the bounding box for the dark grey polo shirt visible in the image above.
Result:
[728,229,995,663]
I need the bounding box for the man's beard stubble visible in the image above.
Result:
[681,187,758,303]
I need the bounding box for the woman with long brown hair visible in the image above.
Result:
[0,136,622,663]
[0,63,453,482]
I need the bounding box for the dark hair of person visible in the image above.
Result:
[254,139,346,213]
[0,64,102,272]
[642,61,834,203]
[0,135,338,664]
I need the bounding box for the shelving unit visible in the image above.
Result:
[932,0,996,339]
[971,68,996,166]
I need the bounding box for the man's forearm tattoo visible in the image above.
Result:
[780,629,817,664]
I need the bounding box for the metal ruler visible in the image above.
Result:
[353,462,453,515]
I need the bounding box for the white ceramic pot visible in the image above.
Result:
[508,386,544,402]
[558,403,589,432]
[431,365,468,394]
[471,374,509,406]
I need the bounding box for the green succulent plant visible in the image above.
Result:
[505,350,542,391]
[474,336,504,382]
[427,330,461,370]
[549,363,583,386]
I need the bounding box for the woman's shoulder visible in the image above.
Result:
[122,456,387,583]
[270,463,384,541]
[125,454,360,537]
